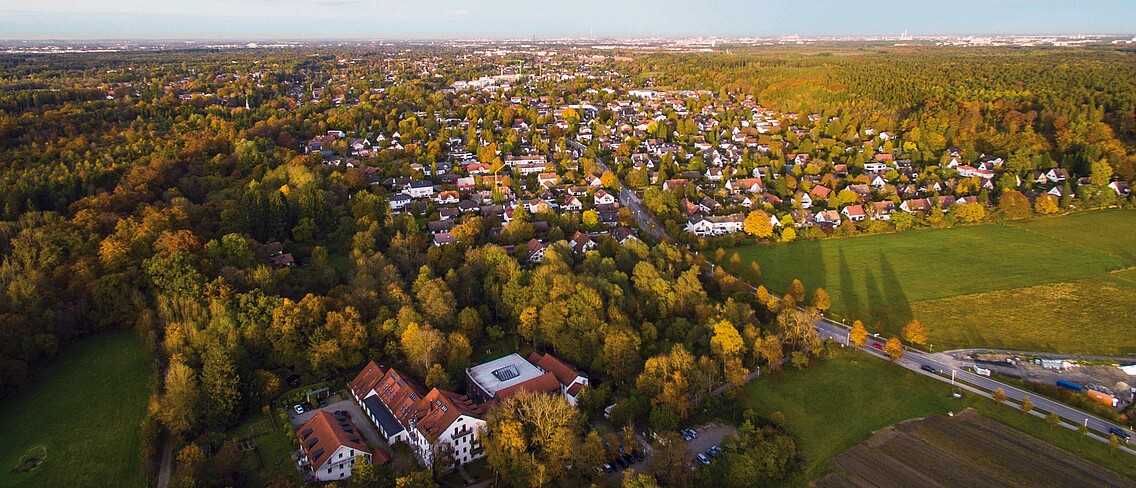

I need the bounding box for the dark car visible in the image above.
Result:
[318,397,328,408]
[1110,427,1131,442]
[921,364,937,374]
[614,457,629,470]
[631,450,644,462]
[621,454,635,465]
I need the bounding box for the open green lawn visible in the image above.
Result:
[740,351,1136,485]
[727,209,1136,354]
[0,330,151,488]
[229,411,298,486]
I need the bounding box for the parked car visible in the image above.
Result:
[293,404,305,414]
[631,450,644,462]
[706,445,721,458]
[614,457,629,470]
[695,453,711,465]
[318,397,328,408]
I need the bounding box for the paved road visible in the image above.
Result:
[815,320,1136,454]
[567,137,1135,455]
[943,348,1136,364]
[569,138,671,243]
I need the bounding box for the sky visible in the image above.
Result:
[0,0,1133,40]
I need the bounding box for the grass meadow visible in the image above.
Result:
[726,209,1136,355]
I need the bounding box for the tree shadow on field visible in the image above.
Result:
[876,251,913,333]
[837,248,862,319]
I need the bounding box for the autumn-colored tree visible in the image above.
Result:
[758,333,784,369]
[1034,194,1059,215]
[812,288,830,312]
[953,202,986,223]
[483,392,580,488]
[788,279,805,303]
[756,285,770,306]
[425,363,450,389]
[780,226,797,242]
[901,319,927,345]
[1090,159,1113,186]
[883,337,904,362]
[157,357,200,436]
[582,210,600,228]
[849,320,868,347]
[744,210,774,238]
[993,388,1008,402]
[999,189,1032,220]
[714,247,725,262]
[1046,412,1060,428]
[400,323,445,375]
[729,252,741,268]
[1020,396,1033,413]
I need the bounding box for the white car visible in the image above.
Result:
[294,404,305,414]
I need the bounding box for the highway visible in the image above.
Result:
[815,320,1136,454]
[568,136,1134,452]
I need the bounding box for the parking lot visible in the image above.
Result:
[684,422,738,463]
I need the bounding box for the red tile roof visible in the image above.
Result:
[299,410,375,470]
[527,352,583,388]
[494,371,561,401]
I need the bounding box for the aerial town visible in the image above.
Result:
[1,9,1136,488]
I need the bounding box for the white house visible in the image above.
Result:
[297,410,378,482]
[684,214,745,236]
[594,189,617,206]
[404,181,436,198]
[350,362,487,469]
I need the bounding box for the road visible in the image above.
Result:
[568,138,671,243]
[942,348,1136,364]
[568,137,1134,454]
[815,320,1135,454]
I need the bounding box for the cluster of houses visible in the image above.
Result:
[295,350,589,480]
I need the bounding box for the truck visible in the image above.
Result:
[1056,379,1084,392]
[1087,389,1118,408]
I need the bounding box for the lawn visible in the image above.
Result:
[739,351,1136,485]
[229,410,298,486]
[726,209,1136,354]
[0,330,151,488]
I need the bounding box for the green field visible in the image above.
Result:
[729,209,1136,355]
[0,330,151,488]
[740,351,1136,485]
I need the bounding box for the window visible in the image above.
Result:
[328,467,333,474]
[350,449,354,456]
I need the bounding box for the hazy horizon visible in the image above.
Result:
[1,0,1134,41]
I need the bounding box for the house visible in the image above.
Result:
[705,167,724,181]
[594,189,617,206]
[524,239,547,263]
[432,232,457,246]
[863,162,888,173]
[404,181,436,198]
[870,175,888,190]
[684,214,745,236]
[900,198,931,214]
[456,177,476,191]
[537,172,560,187]
[698,196,723,213]
[809,185,832,201]
[390,194,412,211]
[463,350,589,406]
[609,226,639,244]
[797,192,813,209]
[569,231,597,254]
[434,191,460,205]
[841,205,866,222]
[465,353,561,404]
[438,208,460,221]
[1046,168,1070,184]
[562,195,584,212]
[662,179,689,192]
[427,220,454,235]
[814,209,841,225]
[349,363,486,468]
[527,352,590,407]
[725,178,763,194]
[271,253,295,267]
[1110,181,1131,197]
[297,410,379,482]
[871,201,896,221]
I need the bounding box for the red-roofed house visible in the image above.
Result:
[527,352,590,406]
[297,410,377,481]
[350,362,487,468]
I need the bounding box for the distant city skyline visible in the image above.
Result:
[0,0,1134,40]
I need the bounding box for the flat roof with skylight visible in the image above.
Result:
[466,353,545,398]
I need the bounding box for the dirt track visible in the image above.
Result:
[817,409,1136,488]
